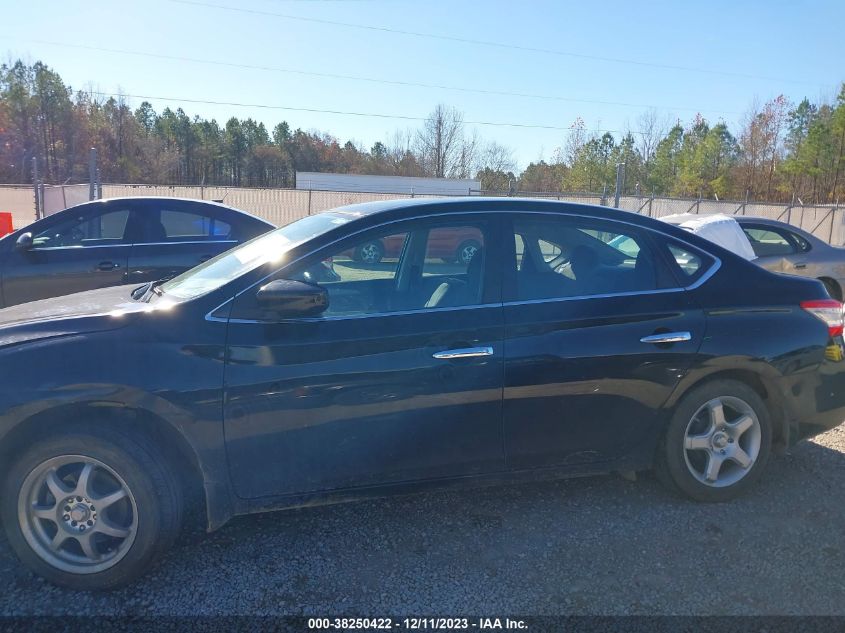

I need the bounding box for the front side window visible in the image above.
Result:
[511,216,670,301]
[232,219,489,320]
[32,208,130,249]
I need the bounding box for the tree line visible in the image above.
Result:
[1,60,844,203]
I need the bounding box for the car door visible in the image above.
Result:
[0,201,136,307]
[127,200,239,284]
[501,213,707,469]
[222,214,506,499]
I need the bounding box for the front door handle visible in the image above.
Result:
[793,262,807,270]
[640,331,692,344]
[433,346,494,359]
[97,261,120,271]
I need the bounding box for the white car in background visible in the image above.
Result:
[660,214,757,261]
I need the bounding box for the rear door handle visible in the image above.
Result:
[640,331,692,344]
[793,262,807,270]
[433,346,494,359]
[97,261,120,271]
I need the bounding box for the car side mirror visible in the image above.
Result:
[255,279,328,318]
[15,232,33,251]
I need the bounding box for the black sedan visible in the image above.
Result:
[1,197,844,590]
[0,197,274,307]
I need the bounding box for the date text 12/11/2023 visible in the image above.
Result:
[307,617,529,630]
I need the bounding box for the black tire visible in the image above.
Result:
[820,278,842,302]
[1,427,183,590]
[656,379,771,502]
[355,240,384,265]
[455,240,481,266]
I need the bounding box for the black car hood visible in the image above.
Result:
[0,284,151,347]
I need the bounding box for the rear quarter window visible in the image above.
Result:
[664,241,716,286]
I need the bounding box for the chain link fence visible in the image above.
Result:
[1,183,842,246]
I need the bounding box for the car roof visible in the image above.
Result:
[733,215,821,238]
[326,196,645,223]
[65,197,275,227]
[318,196,734,255]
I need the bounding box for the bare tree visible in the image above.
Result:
[415,104,465,178]
[563,117,587,167]
[477,140,516,173]
[636,109,669,182]
[387,128,423,176]
[457,128,480,179]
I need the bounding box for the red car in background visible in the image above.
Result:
[347,226,483,265]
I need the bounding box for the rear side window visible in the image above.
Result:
[156,209,232,241]
[742,226,796,257]
[510,216,674,301]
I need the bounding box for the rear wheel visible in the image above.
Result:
[1,427,183,590]
[355,240,384,265]
[455,240,481,266]
[656,379,771,501]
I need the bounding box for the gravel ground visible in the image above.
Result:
[1,425,844,616]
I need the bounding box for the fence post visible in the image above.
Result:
[600,184,608,206]
[88,148,97,201]
[742,190,749,215]
[613,163,625,209]
[649,188,654,217]
[31,156,40,221]
[307,188,312,216]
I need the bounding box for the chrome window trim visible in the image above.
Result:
[206,300,500,324]
[30,243,133,251]
[205,209,723,323]
[131,240,238,247]
[30,240,238,252]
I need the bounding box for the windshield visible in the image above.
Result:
[159,212,351,300]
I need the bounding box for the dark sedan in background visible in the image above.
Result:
[0,197,843,591]
[0,197,274,308]
[736,216,845,301]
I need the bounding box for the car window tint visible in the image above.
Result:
[667,244,703,277]
[157,209,232,241]
[422,227,484,276]
[32,209,130,249]
[276,221,487,319]
[742,227,795,257]
[787,230,811,252]
[511,217,667,301]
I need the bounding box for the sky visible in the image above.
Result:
[1,0,843,170]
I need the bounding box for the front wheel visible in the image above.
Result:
[656,379,771,502]
[1,427,183,590]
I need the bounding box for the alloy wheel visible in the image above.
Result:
[359,242,381,264]
[459,243,478,265]
[682,396,762,488]
[17,455,139,574]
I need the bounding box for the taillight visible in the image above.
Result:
[801,299,844,337]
